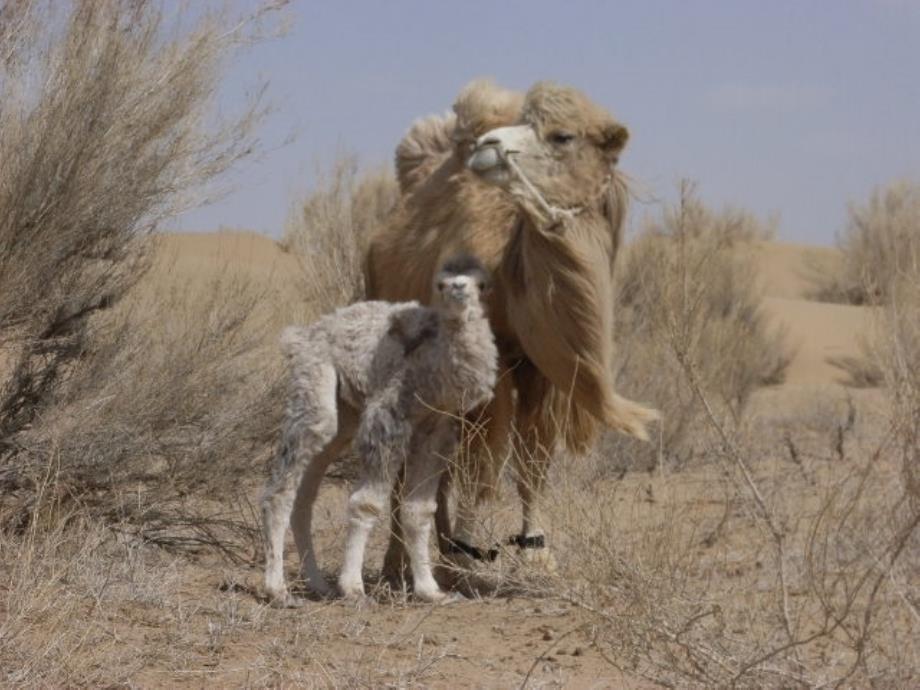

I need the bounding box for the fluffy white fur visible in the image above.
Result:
[261,257,498,606]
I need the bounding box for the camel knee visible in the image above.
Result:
[402,497,436,531]
[346,484,388,525]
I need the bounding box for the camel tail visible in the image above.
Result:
[604,393,661,442]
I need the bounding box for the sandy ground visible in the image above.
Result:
[6,232,893,688]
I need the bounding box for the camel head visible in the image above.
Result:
[433,254,491,318]
[467,82,629,227]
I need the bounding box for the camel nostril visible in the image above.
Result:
[479,136,500,148]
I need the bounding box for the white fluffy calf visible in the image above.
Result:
[261,256,497,606]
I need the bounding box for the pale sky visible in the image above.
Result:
[179,0,920,245]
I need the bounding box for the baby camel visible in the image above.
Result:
[261,256,497,606]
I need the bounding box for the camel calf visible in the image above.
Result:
[261,255,498,606]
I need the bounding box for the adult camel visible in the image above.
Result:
[366,79,657,578]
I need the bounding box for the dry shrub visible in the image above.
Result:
[878,271,920,511]
[282,157,398,312]
[605,183,792,470]
[526,185,920,684]
[2,266,286,549]
[490,185,918,687]
[812,180,920,305]
[827,350,884,388]
[0,0,286,532]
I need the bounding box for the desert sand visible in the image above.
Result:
[105,231,873,687]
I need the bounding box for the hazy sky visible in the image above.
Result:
[179,0,920,245]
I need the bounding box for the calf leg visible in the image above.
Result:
[290,420,353,598]
[339,478,390,599]
[340,399,411,599]
[261,362,339,607]
[380,464,411,589]
[402,421,456,601]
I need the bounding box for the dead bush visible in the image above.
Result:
[282,157,398,312]
[2,266,285,543]
[532,187,919,685]
[0,0,286,531]
[603,183,792,471]
[811,180,920,305]
[878,270,920,512]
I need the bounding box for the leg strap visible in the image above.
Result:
[508,533,545,549]
[443,537,499,562]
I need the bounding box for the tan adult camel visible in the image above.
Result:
[367,79,658,574]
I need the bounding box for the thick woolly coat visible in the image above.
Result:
[367,80,652,458]
[279,300,497,461]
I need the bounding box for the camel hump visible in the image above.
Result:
[604,393,661,442]
[453,78,523,144]
[395,112,456,194]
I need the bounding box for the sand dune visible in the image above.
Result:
[752,241,873,388]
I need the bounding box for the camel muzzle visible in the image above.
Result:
[467,145,503,173]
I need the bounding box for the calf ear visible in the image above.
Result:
[600,122,629,163]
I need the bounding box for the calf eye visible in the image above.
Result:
[549,131,575,145]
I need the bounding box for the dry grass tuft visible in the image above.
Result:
[604,182,792,471]
[282,157,398,313]
[811,180,920,305]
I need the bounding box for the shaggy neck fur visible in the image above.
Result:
[418,304,497,415]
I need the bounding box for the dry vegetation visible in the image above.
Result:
[2,3,918,686]
[810,180,920,306]
[604,183,792,472]
[281,157,398,313]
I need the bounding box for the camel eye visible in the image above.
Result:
[549,131,575,145]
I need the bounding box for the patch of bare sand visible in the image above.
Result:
[752,241,874,388]
[150,230,302,300]
[753,241,840,301]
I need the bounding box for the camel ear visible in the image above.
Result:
[600,122,629,162]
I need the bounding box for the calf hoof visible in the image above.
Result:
[414,586,464,604]
[267,590,306,609]
[338,579,367,601]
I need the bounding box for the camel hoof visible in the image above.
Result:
[514,543,557,575]
[305,579,335,600]
[380,562,412,592]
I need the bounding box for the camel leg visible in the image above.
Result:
[510,434,556,571]
[380,464,411,589]
[339,477,389,599]
[434,471,453,557]
[261,362,339,607]
[510,362,557,573]
[340,404,410,599]
[402,421,456,601]
[290,418,354,598]
[447,372,514,565]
